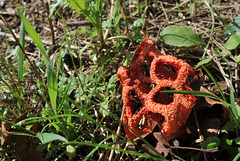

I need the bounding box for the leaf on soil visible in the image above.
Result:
[220,139,238,157]
[221,119,238,133]
[224,32,240,50]
[160,25,206,47]
[234,137,240,145]
[37,133,68,144]
[1,112,43,161]
[223,16,240,37]
[186,87,229,138]
[200,137,220,149]
[128,122,171,157]
[197,57,212,67]
[237,54,240,63]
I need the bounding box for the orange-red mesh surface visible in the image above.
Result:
[117,38,197,140]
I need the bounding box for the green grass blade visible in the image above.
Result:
[201,65,227,102]
[233,153,240,161]
[106,35,142,41]
[47,65,58,114]
[17,9,47,58]
[18,9,58,113]
[202,0,215,58]
[18,12,25,82]
[83,135,114,161]
[221,55,238,119]
[160,90,229,107]
[17,11,26,114]
[66,141,165,161]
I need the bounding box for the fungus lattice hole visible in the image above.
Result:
[155,62,177,80]
[154,87,174,105]
[129,91,143,115]
[143,58,150,77]
[163,64,176,73]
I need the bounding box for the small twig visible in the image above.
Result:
[108,103,125,161]
[159,2,169,22]
[117,0,129,35]
[0,100,18,117]
[212,39,237,94]
[0,10,16,16]
[0,32,91,56]
[0,57,21,101]
[235,54,239,95]
[103,0,115,40]
[168,12,209,24]
[137,0,140,16]
[142,19,148,39]
[119,142,131,161]
[193,107,204,143]
[155,0,190,19]
[45,1,56,55]
[0,75,32,111]
[202,0,215,58]
[169,145,218,153]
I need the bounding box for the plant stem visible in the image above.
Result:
[202,0,215,58]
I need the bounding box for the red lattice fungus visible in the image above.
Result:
[117,37,197,140]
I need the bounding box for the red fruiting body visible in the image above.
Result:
[117,37,197,140]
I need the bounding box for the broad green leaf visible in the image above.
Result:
[68,0,86,14]
[234,137,240,145]
[237,54,240,63]
[223,16,240,37]
[224,32,240,50]
[197,57,212,66]
[37,133,68,144]
[47,65,58,114]
[18,10,47,57]
[221,120,238,133]
[201,137,220,149]
[160,25,206,47]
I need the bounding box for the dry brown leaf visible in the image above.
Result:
[128,123,171,157]
[1,112,43,161]
[186,87,229,138]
